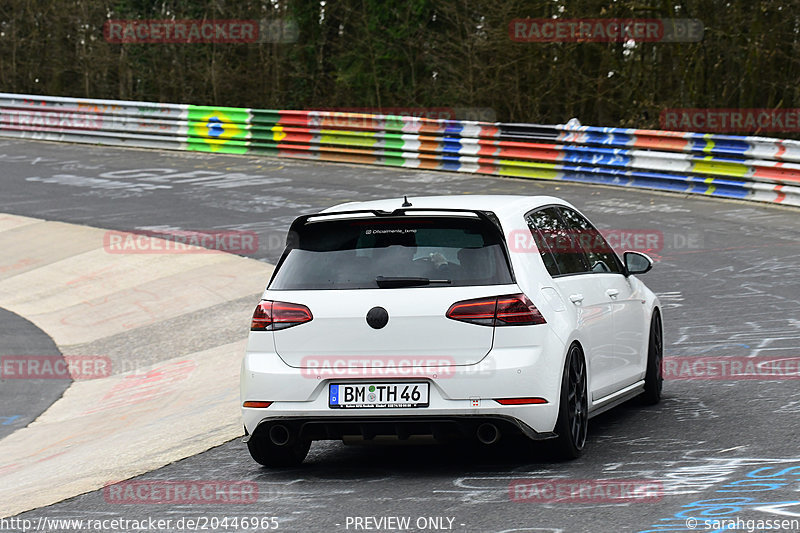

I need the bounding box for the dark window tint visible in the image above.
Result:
[525,216,559,277]
[270,216,514,290]
[557,207,622,274]
[526,207,589,276]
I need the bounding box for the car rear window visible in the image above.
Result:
[269,215,514,290]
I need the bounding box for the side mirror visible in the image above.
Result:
[623,251,653,276]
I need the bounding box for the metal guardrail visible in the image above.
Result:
[2,92,799,206]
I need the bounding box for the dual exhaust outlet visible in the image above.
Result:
[264,421,501,446]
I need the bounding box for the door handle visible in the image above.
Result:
[606,289,619,298]
[569,294,584,304]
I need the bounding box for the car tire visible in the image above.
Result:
[247,425,311,467]
[552,343,588,460]
[641,311,663,405]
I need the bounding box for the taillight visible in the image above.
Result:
[445,297,497,326]
[495,294,545,325]
[250,301,313,331]
[446,293,545,326]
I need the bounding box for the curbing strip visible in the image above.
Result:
[0,214,272,518]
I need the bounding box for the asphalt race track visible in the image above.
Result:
[0,308,67,439]
[2,137,800,533]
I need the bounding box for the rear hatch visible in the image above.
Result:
[266,210,516,367]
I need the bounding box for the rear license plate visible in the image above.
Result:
[329,383,429,409]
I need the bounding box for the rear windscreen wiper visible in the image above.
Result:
[375,276,452,288]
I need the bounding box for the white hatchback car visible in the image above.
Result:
[241,195,662,466]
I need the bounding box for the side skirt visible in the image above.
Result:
[588,380,645,419]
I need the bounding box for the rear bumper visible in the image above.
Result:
[240,326,567,439]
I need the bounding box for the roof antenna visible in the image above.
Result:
[402,195,412,207]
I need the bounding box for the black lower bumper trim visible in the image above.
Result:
[252,415,555,442]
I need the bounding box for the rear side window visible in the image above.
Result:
[269,216,514,290]
[526,207,589,276]
[557,207,623,274]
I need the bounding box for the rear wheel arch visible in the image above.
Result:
[565,341,589,397]
[564,340,586,377]
[565,338,591,391]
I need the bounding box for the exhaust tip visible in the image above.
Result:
[269,424,292,446]
[476,422,500,445]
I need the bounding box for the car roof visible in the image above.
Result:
[322,195,574,221]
